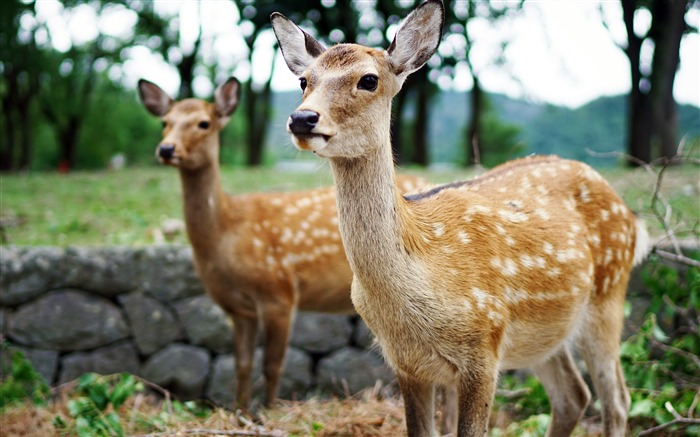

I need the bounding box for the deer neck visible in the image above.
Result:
[178,159,229,255]
[329,141,416,290]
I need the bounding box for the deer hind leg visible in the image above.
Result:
[397,373,436,437]
[438,385,458,436]
[532,347,591,437]
[579,289,630,437]
[260,300,295,407]
[232,314,259,409]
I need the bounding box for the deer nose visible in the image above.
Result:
[158,144,175,159]
[289,110,320,134]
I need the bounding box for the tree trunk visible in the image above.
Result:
[244,49,277,167]
[622,0,653,164]
[649,0,686,160]
[412,81,429,166]
[465,76,483,165]
[391,91,408,164]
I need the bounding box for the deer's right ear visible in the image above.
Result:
[138,79,173,117]
[271,12,326,76]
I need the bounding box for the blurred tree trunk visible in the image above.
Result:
[244,49,276,167]
[649,0,686,160]
[411,68,431,166]
[618,0,692,164]
[466,76,483,165]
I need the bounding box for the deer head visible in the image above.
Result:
[137,78,240,170]
[271,0,444,159]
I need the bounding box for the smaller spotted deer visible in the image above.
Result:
[137,78,426,409]
[272,0,651,435]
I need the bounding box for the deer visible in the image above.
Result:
[137,77,426,410]
[271,0,651,435]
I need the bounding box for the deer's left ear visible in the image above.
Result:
[271,12,326,76]
[386,0,444,81]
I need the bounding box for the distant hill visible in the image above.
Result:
[266,90,700,166]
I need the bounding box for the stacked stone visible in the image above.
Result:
[0,245,394,407]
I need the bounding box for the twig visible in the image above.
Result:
[654,249,700,269]
[638,412,700,435]
[650,337,700,369]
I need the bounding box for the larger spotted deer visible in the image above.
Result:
[138,77,427,409]
[272,0,650,435]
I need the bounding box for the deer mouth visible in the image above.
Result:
[291,133,333,152]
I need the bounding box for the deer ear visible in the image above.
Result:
[386,0,444,81]
[138,79,173,117]
[271,12,326,76]
[215,77,240,120]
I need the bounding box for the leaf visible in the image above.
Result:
[629,398,654,417]
[652,323,670,342]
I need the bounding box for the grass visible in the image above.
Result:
[1,161,698,247]
[0,379,606,437]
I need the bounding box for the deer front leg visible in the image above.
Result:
[397,373,436,437]
[232,314,259,410]
[260,300,295,406]
[438,385,458,436]
[457,367,498,437]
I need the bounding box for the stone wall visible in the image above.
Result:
[0,245,394,408]
[1,244,691,408]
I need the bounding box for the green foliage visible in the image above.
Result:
[621,260,700,435]
[479,108,526,168]
[54,373,143,437]
[0,345,50,409]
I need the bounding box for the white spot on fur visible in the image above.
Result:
[433,223,445,237]
[498,210,528,223]
[579,183,591,202]
[457,231,471,244]
[535,208,550,220]
[600,209,610,221]
[543,242,554,255]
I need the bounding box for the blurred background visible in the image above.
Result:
[1,0,699,172]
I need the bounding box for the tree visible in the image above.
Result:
[0,0,43,171]
[442,1,524,166]
[234,0,360,166]
[605,0,697,164]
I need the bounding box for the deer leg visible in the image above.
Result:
[260,302,295,407]
[232,314,259,409]
[579,292,630,437]
[532,347,591,437]
[438,385,458,436]
[397,373,436,437]
[456,365,498,437]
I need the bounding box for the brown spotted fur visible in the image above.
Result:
[137,77,426,409]
[272,1,650,435]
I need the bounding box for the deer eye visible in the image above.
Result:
[198,121,210,129]
[299,77,307,91]
[357,74,378,91]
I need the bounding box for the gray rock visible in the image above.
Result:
[137,245,205,302]
[6,289,129,350]
[0,246,63,306]
[291,313,353,354]
[59,341,139,384]
[174,295,233,354]
[140,343,210,401]
[317,348,395,396]
[119,292,182,355]
[207,347,312,408]
[62,247,142,296]
[353,318,376,350]
[0,344,59,385]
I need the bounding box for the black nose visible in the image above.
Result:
[158,144,175,159]
[289,110,319,134]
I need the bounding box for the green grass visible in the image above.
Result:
[0,162,697,247]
